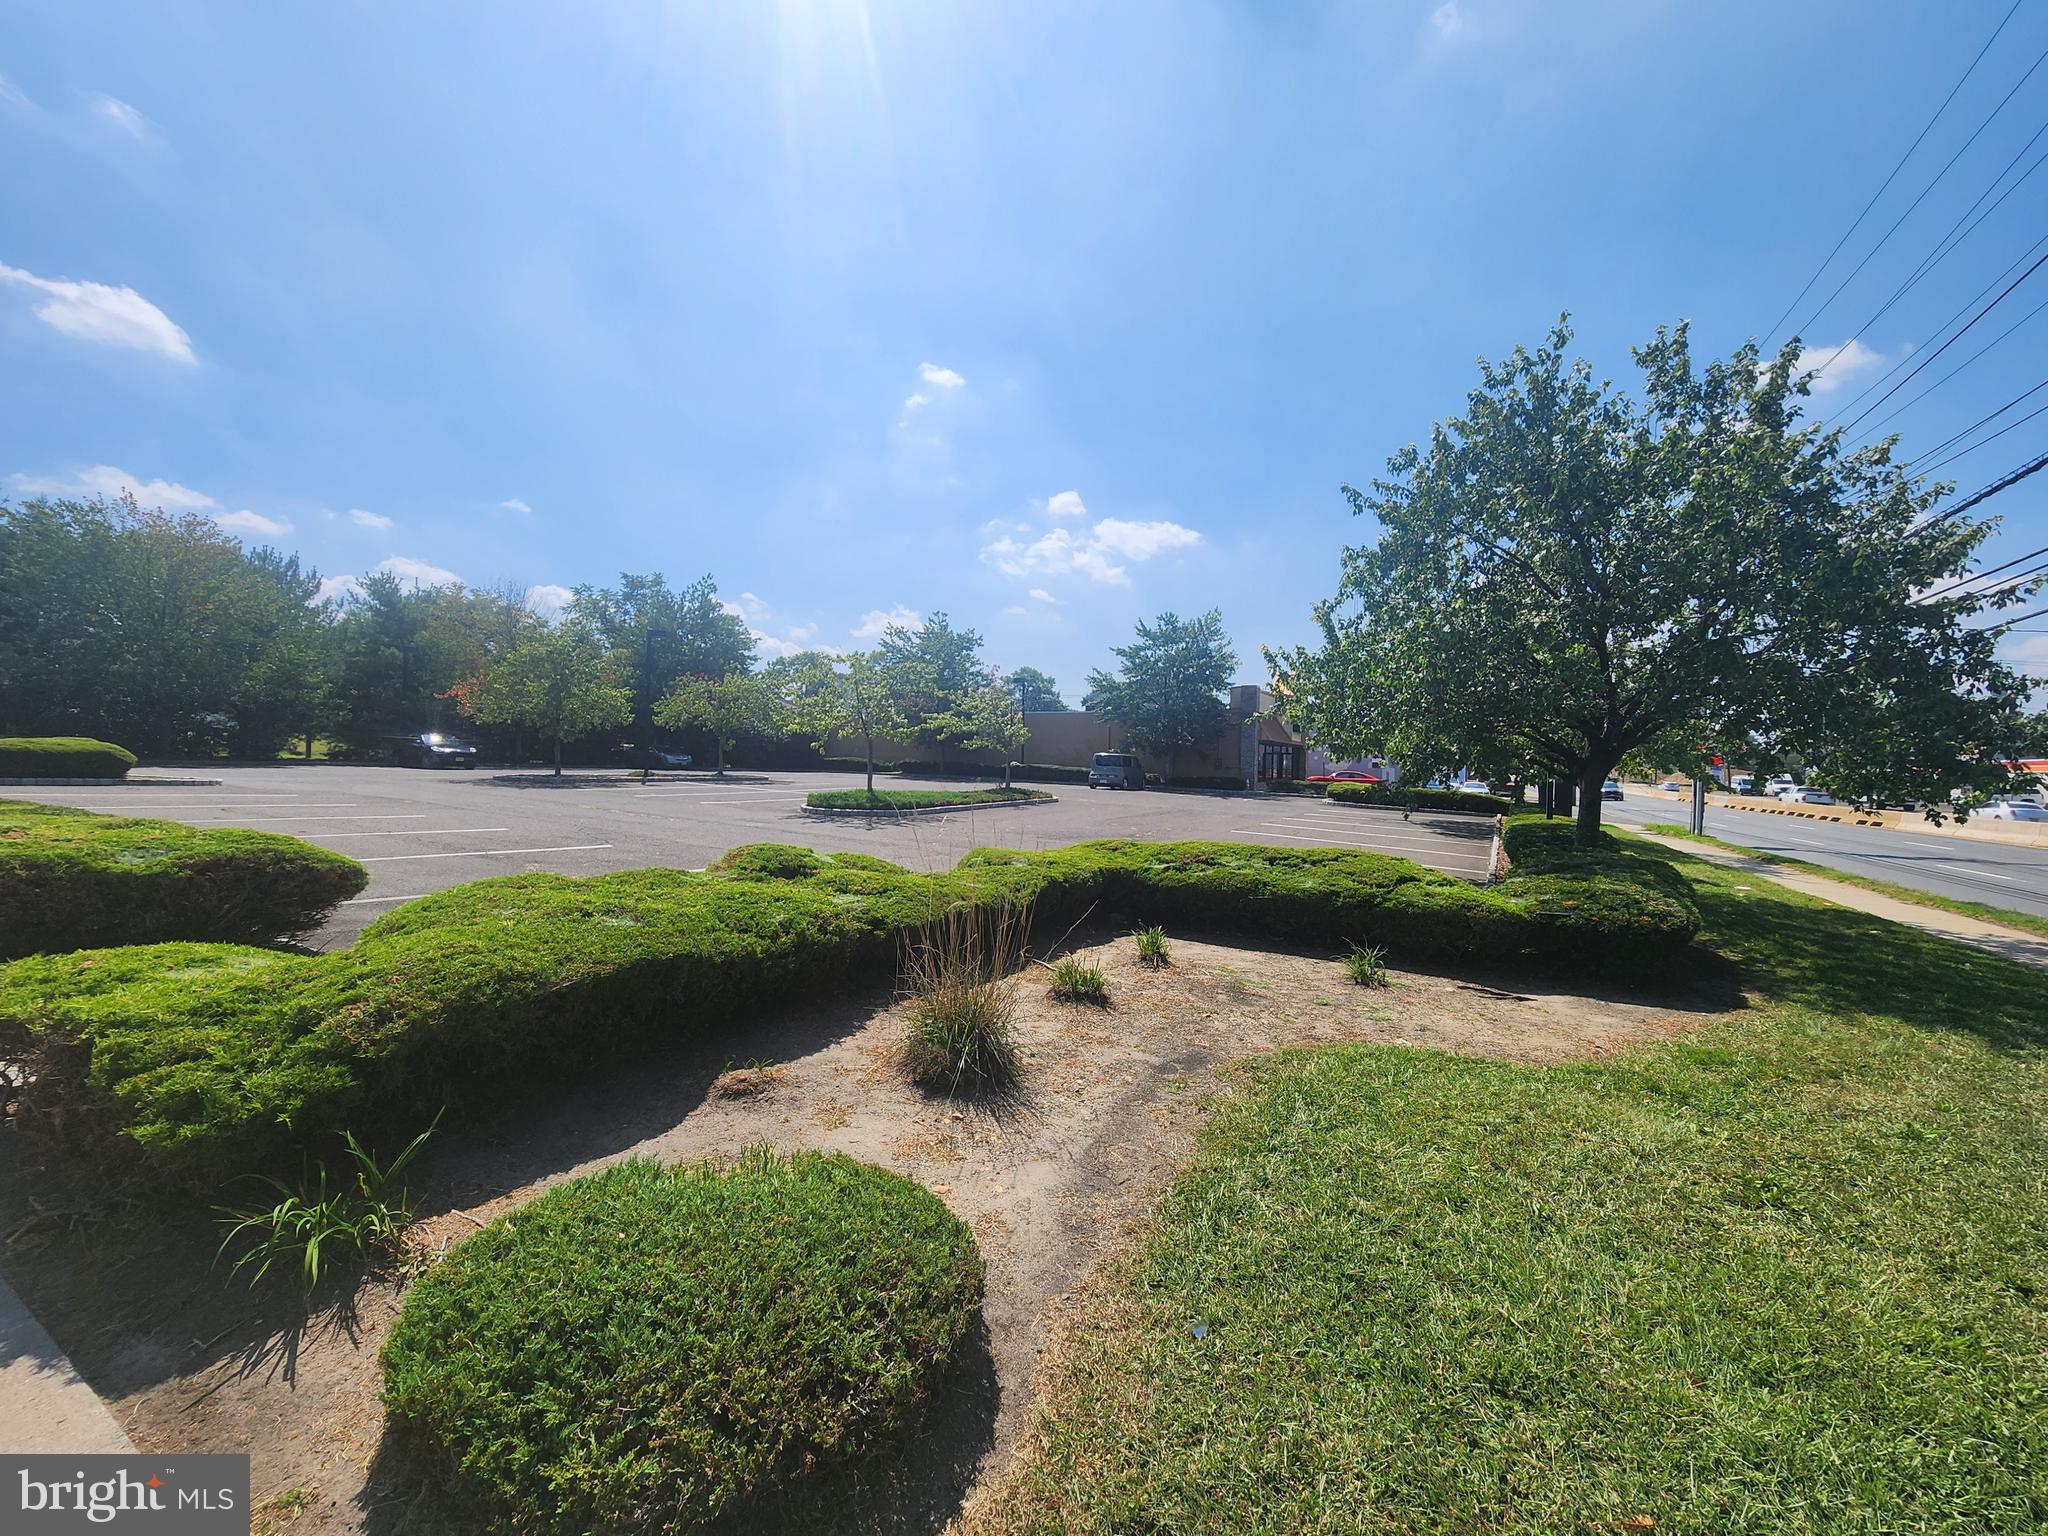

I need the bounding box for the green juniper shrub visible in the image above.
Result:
[1343,942,1389,987]
[0,737,138,778]
[0,799,368,959]
[1134,925,1171,968]
[379,1151,984,1535]
[806,786,1054,811]
[218,1115,438,1301]
[1048,957,1109,1004]
[902,903,1027,1093]
[0,838,1698,1178]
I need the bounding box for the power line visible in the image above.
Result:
[1976,601,2048,634]
[1915,394,2048,476]
[1822,230,2048,423]
[1764,0,2024,345]
[1837,248,2048,435]
[1796,43,2048,347]
[1922,448,2048,526]
[1918,539,2048,602]
[1856,291,2048,438]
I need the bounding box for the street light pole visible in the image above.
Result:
[641,626,677,779]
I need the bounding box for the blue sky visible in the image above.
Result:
[5,0,2047,699]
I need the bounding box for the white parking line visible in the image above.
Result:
[1938,862,2015,881]
[188,813,427,824]
[1232,827,1493,864]
[315,827,511,838]
[357,843,613,862]
[340,893,417,905]
[62,800,344,809]
[630,790,812,800]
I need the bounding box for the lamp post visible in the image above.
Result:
[640,625,676,778]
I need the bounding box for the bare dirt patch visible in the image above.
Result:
[0,932,1730,1534]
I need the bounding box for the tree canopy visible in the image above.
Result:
[567,572,757,734]
[1004,666,1068,713]
[466,623,632,775]
[1271,319,2036,841]
[784,651,906,793]
[876,612,986,767]
[1087,610,1238,760]
[653,670,791,775]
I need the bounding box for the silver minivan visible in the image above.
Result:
[1088,751,1144,790]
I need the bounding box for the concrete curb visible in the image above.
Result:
[0,776,223,787]
[802,795,1060,819]
[0,1272,133,1454]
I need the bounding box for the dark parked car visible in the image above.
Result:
[390,732,478,769]
[618,744,693,771]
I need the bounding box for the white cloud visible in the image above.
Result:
[1003,605,1029,617]
[1090,517,1205,561]
[1431,2,1468,39]
[902,391,930,413]
[525,583,574,618]
[347,507,393,530]
[852,603,921,640]
[0,74,32,111]
[315,574,364,606]
[497,497,533,515]
[1028,587,1061,604]
[918,362,965,390]
[216,509,291,538]
[8,464,214,509]
[1792,338,1889,396]
[981,516,1204,589]
[375,554,461,589]
[1045,490,1087,519]
[0,264,193,364]
[0,262,194,362]
[90,93,158,141]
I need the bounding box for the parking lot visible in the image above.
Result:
[14,766,1501,945]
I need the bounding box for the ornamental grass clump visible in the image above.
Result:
[1048,957,1109,1004]
[901,901,1028,1093]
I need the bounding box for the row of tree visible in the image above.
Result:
[1273,319,2044,842]
[0,494,1247,775]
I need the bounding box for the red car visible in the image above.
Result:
[1305,769,1382,784]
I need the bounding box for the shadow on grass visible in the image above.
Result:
[1642,841,2048,1053]
[355,1319,1001,1536]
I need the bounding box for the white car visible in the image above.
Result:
[1765,775,1798,796]
[1459,779,1491,795]
[1656,779,1690,793]
[1778,788,1837,805]
[1979,799,2048,822]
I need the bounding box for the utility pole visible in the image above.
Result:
[1690,777,1707,836]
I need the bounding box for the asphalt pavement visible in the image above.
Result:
[1601,794,2048,920]
[10,767,1499,946]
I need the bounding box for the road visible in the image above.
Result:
[1601,795,2048,920]
[8,767,1498,947]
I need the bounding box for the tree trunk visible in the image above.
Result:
[716,737,727,777]
[865,736,876,795]
[1574,766,1606,846]
[553,737,563,777]
[1004,759,1013,789]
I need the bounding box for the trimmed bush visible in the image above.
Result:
[818,755,900,775]
[1263,779,1330,796]
[0,737,137,779]
[894,760,1091,785]
[1327,782,1516,816]
[0,837,1697,1177]
[381,1151,983,1534]
[0,799,368,959]
[806,787,1054,811]
[1164,774,1246,791]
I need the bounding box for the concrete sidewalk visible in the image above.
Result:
[0,1272,133,1453]
[1639,832,2048,971]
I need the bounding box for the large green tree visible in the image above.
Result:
[1271,319,2035,843]
[468,623,633,776]
[1003,666,1068,713]
[876,612,986,769]
[1087,610,1238,761]
[785,651,907,794]
[953,672,1032,787]
[567,573,756,735]
[653,670,790,776]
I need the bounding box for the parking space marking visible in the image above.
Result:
[316,827,512,838]
[61,800,342,809]
[357,843,613,862]
[339,893,416,905]
[189,813,428,824]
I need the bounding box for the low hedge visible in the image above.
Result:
[0,737,138,778]
[0,799,369,959]
[806,786,1054,811]
[1327,782,1516,816]
[1164,774,1246,791]
[0,835,1698,1177]
[893,760,1091,784]
[381,1151,983,1534]
[818,756,901,775]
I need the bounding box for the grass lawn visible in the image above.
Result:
[805,786,1055,810]
[1642,822,2048,941]
[973,840,2047,1534]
